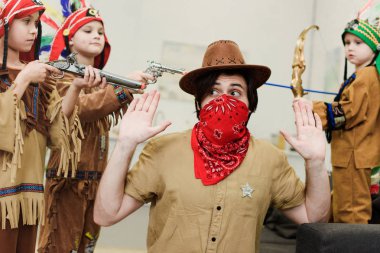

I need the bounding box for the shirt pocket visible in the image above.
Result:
[227,175,271,218]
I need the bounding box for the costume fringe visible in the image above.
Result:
[0,194,44,229]
[49,98,83,178]
[10,100,24,183]
[1,93,26,183]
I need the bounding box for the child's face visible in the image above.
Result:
[69,21,105,58]
[344,33,375,68]
[8,12,39,53]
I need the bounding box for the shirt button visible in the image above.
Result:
[216,206,222,211]
[212,237,216,242]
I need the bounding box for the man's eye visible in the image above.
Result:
[23,19,31,23]
[231,90,241,96]
[210,89,219,95]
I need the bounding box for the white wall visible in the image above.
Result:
[91,0,368,140]
[92,0,317,140]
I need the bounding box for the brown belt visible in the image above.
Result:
[46,169,102,180]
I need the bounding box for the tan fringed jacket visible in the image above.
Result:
[46,72,131,179]
[0,69,82,229]
[313,66,380,169]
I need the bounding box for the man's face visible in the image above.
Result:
[200,74,249,108]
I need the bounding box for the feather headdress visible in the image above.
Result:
[341,0,380,78]
[39,0,91,60]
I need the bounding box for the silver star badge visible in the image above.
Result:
[241,183,254,198]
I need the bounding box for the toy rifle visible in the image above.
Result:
[47,53,144,90]
[47,53,185,90]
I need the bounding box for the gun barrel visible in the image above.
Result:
[162,67,184,74]
[99,70,143,89]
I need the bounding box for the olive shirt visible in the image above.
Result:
[125,130,305,253]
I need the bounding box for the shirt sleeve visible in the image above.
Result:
[336,77,369,130]
[47,82,83,177]
[0,89,21,152]
[313,101,328,130]
[313,73,371,131]
[271,152,305,210]
[55,74,132,123]
[0,88,26,182]
[125,139,162,203]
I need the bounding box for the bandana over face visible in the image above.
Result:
[191,94,251,185]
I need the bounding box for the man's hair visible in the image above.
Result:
[193,69,259,119]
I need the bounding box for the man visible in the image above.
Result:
[94,40,330,253]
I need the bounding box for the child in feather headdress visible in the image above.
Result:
[37,5,153,253]
[301,0,380,223]
[0,0,106,252]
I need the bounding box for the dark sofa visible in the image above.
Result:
[296,223,380,253]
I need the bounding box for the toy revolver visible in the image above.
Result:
[144,60,185,84]
[47,53,145,90]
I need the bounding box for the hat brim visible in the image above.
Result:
[179,64,271,95]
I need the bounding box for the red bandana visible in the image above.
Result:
[191,94,251,186]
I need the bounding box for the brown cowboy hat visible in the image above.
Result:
[179,40,271,95]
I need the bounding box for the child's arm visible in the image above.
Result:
[57,71,153,123]
[61,65,106,118]
[312,75,371,131]
[334,77,370,130]
[0,88,20,153]
[13,61,60,99]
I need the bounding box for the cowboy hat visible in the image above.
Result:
[179,40,271,95]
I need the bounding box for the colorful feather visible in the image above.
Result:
[357,0,374,19]
[40,14,59,30]
[39,0,92,57]
[61,0,71,17]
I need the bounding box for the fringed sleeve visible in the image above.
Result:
[47,86,84,178]
[0,88,26,183]
[55,73,132,129]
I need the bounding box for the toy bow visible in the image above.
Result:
[290,25,319,97]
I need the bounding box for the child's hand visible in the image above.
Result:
[16,60,60,85]
[72,65,107,89]
[126,71,156,86]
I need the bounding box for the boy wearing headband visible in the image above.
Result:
[303,17,380,223]
[38,7,153,253]
[0,1,104,252]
